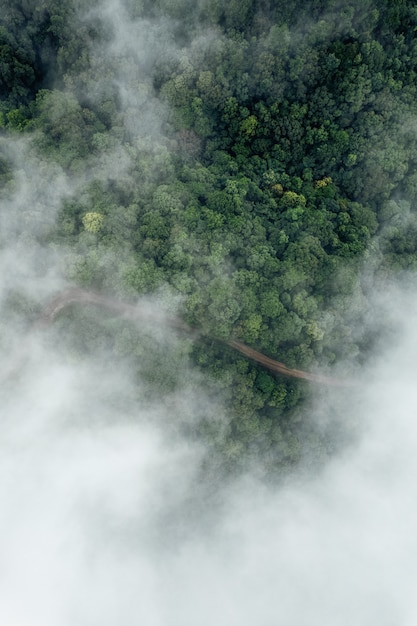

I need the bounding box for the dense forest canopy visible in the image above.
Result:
[1,0,417,475]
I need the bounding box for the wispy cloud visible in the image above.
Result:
[1,2,417,624]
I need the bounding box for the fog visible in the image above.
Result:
[2,1,417,624]
[1,153,417,624]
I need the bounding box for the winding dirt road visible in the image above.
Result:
[27,287,355,387]
[224,339,353,386]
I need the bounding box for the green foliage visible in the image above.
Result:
[4,0,417,475]
[82,212,104,233]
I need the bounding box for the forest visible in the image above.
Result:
[1,0,417,477]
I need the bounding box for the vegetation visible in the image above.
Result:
[2,0,417,475]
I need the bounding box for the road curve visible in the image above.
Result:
[11,287,356,387]
[224,339,354,386]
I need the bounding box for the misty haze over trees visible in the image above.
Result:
[1,0,417,473]
[4,1,417,624]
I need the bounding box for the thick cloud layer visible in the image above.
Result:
[2,281,417,625]
[2,2,417,624]
[1,146,416,623]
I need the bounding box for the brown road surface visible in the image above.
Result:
[4,287,356,387]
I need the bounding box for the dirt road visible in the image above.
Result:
[10,287,355,387]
